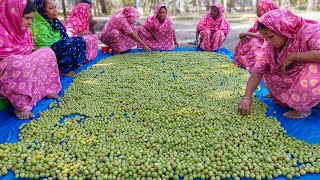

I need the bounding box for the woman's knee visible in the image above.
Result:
[109,29,121,37]
[202,29,211,33]
[213,30,225,37]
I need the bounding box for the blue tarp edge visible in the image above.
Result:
[0,48,318,180]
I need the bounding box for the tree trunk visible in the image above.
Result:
[92,0,97,16]
[143,0,147,13]
[183,0,189,13]
[101,0,107,14]
[149,0,156,12]
[205,0,210,11]
[223,0,227,13]
[173,0,177,14]
[196,0,201,13]
[242,2,244,12]
[167,1,172,13]
[280,0,286,8]
[308,0,314,12]
[62,0,67,19]
[122,0,126,7]
[66,0,71,11]
[96,0,101,15]
[252,0,257,12]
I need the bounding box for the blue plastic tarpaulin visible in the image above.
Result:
[0,48,319,180]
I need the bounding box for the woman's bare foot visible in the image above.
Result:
[46,94,59,98]
[283,109,311,119]
[14,109,35,120]
[60,71,74,77]
[263,93,271,98]
[112,50,120,55]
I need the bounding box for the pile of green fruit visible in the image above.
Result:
[0,52,319,180]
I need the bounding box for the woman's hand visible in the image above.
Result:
[84,30,92,35]
[151,32,158,40]
[194,39,199,45]
[281,52,297,74]
[78,30,91,37]
[239,32,246,39]
[174,40,179,47]
[239,32,247,43]
[238,96,252,116]
[238,72,263,116]
[143,44,152,52]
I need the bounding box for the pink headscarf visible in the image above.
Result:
[100,6,140,38]
[196,3,231,36]
[118,6,140,24]
[258,9,319,69]
[249,0,278,33]
[0,0,34,61]
[257,0,278,16]
[143,4,173,33]
[64,2,90,36]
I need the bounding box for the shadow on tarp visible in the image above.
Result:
[0,48,319,180]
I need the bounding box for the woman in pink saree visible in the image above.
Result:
[99,7,151,54]
[0,0,61,120]
[64,2,98,61]
[195,3,231,51]
[234,0,278,70]
[78,0,97,34]
[239,9,320,119]
[138,4,178,50]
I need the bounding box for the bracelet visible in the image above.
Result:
[242,96,252,99]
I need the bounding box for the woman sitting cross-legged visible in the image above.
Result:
[238,9,320,119]
[138,4,178,51]
[79,0,97,34]
[195,3,231,51]
[99,7,152,54]
[32,0,87,76]
[64,1,98,62]
[0,0,61,120]
[234,0,278,71]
